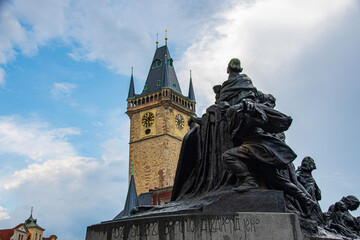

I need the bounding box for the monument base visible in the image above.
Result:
[86,212,304,240]
[86,190,344,240]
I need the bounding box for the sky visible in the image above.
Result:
[0,0,359,239]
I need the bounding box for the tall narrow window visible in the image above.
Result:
[168,58,173,67]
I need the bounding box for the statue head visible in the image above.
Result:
[335,201,347,212]
[341,195,360,211]
[227,58,243,74]
[213,85,221,102]
[300,156,316,171]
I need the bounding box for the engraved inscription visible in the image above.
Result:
[108,215,263,240]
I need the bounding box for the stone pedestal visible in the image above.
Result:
[86,212,303,240]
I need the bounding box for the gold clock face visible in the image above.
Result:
[142,112,154,128]
[175,114,185,130]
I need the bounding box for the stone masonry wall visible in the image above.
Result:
[127,97,193,195]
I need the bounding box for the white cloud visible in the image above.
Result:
[176,0,355,112]
[0,0,226,84]
[50,82,77,98]
[0,206,10,220]
[0,67,5,85]
[49,127,81,139]
[101,138,128,168]
[0,115,129,239]
[0,116,78,162]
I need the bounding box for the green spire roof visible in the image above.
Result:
[24,208,44,230]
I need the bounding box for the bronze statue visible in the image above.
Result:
[220,58,317,216]
[172,58,317,217]
[325,195,360,238]
[296,156,321,202]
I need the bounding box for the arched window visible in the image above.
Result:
[39,234,41,240]
[151,59,162,69]
[35,233,38,240]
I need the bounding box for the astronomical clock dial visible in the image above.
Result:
[175,114,185,130]
[142,112,154,128]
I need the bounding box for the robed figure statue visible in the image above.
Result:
[172,58,317,217]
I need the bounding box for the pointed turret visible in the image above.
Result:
[188,70,196,102]
[127,67,135,99]
[113,174,138,219]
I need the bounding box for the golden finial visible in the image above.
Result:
[165,29,168,45]
[156,33,159,48]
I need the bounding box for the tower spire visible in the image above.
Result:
[127,67,135,99]
[113,174,138,219]
[165,29,168,45]
[156,33,159,49]
[188,70,196,102]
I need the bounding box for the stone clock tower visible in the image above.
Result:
[126,42,196,195]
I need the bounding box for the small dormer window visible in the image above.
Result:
[144,84,148,90]
[173,84,177,89]
[157,80,161,86]
[168,58,173,67]
[151,59,162,69]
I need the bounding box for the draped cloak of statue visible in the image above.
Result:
[171,74,296,201]
[171,101,236,201]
